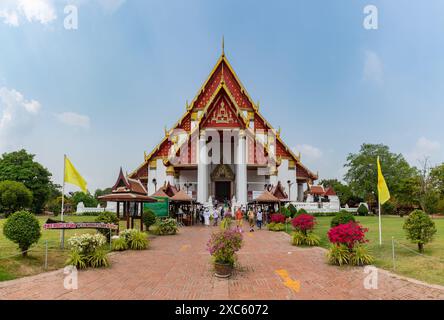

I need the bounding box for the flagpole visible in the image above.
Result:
[378,196,382,246]
[60,154,66,249]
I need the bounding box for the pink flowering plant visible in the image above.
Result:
[290,214,320,246]
[326,221,373,266]
[270,213,286,224]
[207,229,243,266]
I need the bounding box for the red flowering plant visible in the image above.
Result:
[327,221,368,249]
[207,228,243,266]
[270,213,286,224]
[291,214,316,235]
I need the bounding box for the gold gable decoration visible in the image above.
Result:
[211,164,235,181]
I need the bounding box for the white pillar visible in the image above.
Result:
[297,182,304,201]
[197,131,208,203]
[236,130,247,205]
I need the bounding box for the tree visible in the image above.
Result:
[430,163,444,196]
[94,188,112,199]
[142,209,156,229]
[403,209,437,252]
[320,179,357,206]
[0,181,33,216]
[344,144,415,210]
[0,150,52,213]
[70,191,98,207]
[3,211,41,256]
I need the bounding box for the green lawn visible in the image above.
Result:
[0,215,142,281]
[287,215,444,286]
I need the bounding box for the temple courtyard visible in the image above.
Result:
[0,223,443,300]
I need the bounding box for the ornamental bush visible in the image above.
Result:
[142,209,156,229]
[66,233,109,268]
[291,214,316,234]
[207,228,243,266]
[357,203,369,216]
[287,204,298,217]
[280,207,291,218]
[330,210,355,227]
[267,222,285,231]
[0,181,33,217]
[403,209,437,252]
[327,221,368,249]
[95,211,119,238]
[67,233,107,255]
[270,213,286,224]
[152,218,178,235]
[297,208,308,215]
[3,210,41,256]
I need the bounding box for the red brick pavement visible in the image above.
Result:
[1,223,443,300]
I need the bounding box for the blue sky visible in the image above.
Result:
[0,0,443,191]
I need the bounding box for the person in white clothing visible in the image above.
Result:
[203,208,210,226]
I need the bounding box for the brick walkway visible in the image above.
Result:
[1,223,444,300]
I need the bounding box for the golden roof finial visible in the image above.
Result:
[222,35,225,56]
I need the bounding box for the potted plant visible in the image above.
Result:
[207,228,243,278]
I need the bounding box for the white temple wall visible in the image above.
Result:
[277,159,297,201]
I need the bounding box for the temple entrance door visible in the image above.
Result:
[215,181,231,202]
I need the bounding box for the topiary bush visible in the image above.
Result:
[403,209,437,252]
[3,210,41,256]
[291,214,320,246]
[357,203,369,216]
[95,211,119,239]
[330,210,356,227]
[142,209,156,230]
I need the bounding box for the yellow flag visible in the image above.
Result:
[64,156,87,193]
[377,156,390,205]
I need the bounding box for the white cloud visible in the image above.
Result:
[363,50,383,84]
[407,137,441,165]
[56,112,90,128]
[293,144,323,161]
[0,87,41,150]
[0,0,56,26]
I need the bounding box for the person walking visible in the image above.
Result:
[256,207,263,230]
[213,207,219,226]
[247,208,255,232]
[203,207,210,226]
[235,207,243,229]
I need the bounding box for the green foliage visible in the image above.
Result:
[0,149,52,213]
[430,163,444,196]
[330,211,356,227]
[344,144,416,207]
[297,208,308,215]
[87,248,110,268]
[267,222,285,231]
[70,191,98,207]
[3,211,41,256]
[381,200,396,215]
[327,244,350,266]
[436,198,444,214]
[119,229,149,250]
[357,203,369,216]
[0,181,33,216]
[220,216,233,230]
[280,206,291,218]
[153,218,178,235]
[67,233,106,254]
[94,187,112,200]
[422,191,440,214]
[403,209,437,252]
[65,250,87,269]
[286,204,297,217]
[112,237,128,251]
[292,230,320,246]
[142,209,156,229]
[312,212,339,217]
[320,179,357,206]
[95,211,119,238]
[350,245,374,266]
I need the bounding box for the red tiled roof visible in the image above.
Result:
[309,185,325,195]
[323,186,336,196]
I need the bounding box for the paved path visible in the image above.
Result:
[1,223,444,300]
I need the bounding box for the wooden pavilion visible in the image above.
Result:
[98,168,157,231]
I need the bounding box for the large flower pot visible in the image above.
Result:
[214,262,233,278]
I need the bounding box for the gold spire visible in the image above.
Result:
[222,35,225,56]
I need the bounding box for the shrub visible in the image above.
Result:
[357,203,369,216]
[350,245,374,266]
[403,209,437,252]
[267,222,285,231]
[153,218,179,235]
[67,233,106,255]
[280,206,291,218]
[87,248,110,268]
[382,201,396,215]
[220,216,233,230]
[330,210,355,227]
[287,204,298,217]
[207,229,243,266]
[312,212,338,217]
[0,181,33,217]
[292,230,320,246]
[270,213,286,224]
[142,209,156,229]
[3,210,41,256]
[128,231,148,250]
[297,208,308,215]
[291,214,316,234]
[327,244,350,266]
[95,211,119,238]
[327,221,368,249]
[112,237,128,251]
[66,250,87,269]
